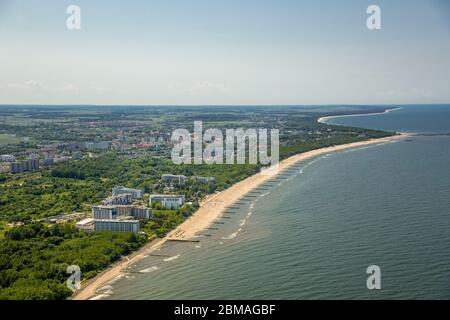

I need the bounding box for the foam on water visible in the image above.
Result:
[222,232,238,240]
[163,254,180,262]
[140,266,160,273]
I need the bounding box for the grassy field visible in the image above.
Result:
[0,134,21,145]
[0,221,7,239]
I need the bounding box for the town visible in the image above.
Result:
[0,105,393,299]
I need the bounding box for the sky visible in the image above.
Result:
[0,0,449,105]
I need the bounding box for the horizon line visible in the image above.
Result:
[1,103,450,108]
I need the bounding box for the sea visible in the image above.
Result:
[102,104,450,300]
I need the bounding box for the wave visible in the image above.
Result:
[163,254,180,262]
[91,285,114,300]
[140,266,160,273]
[90,294,109,300]
[222,232,238,240]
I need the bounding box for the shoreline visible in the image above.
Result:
[317,107,402,124]
[72,133,407,300]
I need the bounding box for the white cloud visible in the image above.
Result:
[8,80,45,90]
[4,80,81,92]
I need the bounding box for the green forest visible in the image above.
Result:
[0,223,147,300]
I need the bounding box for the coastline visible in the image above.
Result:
[317,107,402,124]
[72,133,407,300]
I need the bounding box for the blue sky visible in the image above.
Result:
[0,0,449,105]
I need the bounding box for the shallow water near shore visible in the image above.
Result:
[102,105,450,299]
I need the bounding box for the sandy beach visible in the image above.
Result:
[317,107,402,124]
[72,133,406,300]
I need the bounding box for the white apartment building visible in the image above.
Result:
[114,205,151,220]
[131,206,151,220]
[72,151,82,160]
[161,174,187,185]
[92,205,118,220]
[102,193,133,206]
[85,141,111,151]
[94,219,140,233]
[10,159,39,174]
[92,205,151,220]
[0,155,16,162]
[191,176,216,184]
[149,194,185,210]
[76,218,95,231]
[112,186,143,199]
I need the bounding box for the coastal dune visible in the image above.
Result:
[72,133,405,300]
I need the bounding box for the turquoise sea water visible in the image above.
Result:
[104,105,450,299]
